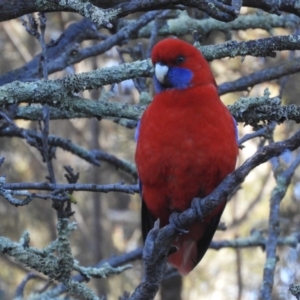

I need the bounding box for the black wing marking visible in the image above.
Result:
[195,202,226,265]
[139,179,157,243]
[141,198,157,243]
[139,177,225,269]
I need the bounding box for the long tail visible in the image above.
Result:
[168,230,202,275]
[168,205,225,275]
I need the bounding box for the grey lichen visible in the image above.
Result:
[36,0,120,29]
[0,219,103,299]
[0,60,152,107]
[136,12,299,39]
[229,89,275,117]
[73,261,132,279]
[228,88,287,127]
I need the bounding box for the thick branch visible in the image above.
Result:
[228,91,300,127]
[243,0,300,17]
[200,35,300,61]
[0,0,240,23]
[219,57,300,95]
[3,13,298,86]
[12,93,300,129]
[130,128,300,300]
[0,61,151,106]
[1,0,300,25]
[136,12,299,39]
[0,220,103,299]
[0,11,159,85]
[40,232,300,297]
[2,182,139,194]
[2,34,300,110]
[0,18,100,85]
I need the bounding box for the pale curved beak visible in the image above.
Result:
[155,63,169,84]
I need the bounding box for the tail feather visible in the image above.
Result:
[168,236,199,275]
[168,203,226,275]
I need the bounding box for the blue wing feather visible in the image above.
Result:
[135,120,141,142]
[135,120,143,196]
[135,119,156,240]
[232,117,239,142]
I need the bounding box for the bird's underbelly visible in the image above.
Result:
[139,140,235,225]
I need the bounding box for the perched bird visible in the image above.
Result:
[135,38,238,275]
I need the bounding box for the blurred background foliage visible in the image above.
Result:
[1,6,300,300]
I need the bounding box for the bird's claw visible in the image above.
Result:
[168,245,178,256]
[191,197,204,221]
[169,212,189,235]
[142,222,160,261]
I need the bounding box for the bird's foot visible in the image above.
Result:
[169,211,189,235]
[191,197,204,221]
[168,245,178,256]
[142,219,160,261]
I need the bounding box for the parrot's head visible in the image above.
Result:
[151,38,215,93]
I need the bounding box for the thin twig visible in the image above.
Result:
[259,153,300,299]
[2,182,139,194]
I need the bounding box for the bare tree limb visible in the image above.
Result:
[11,92,300,129]
[2,181,139,194]
[0,220,103,299]
[0,11,159,85]
[0,0,241,23]
[243,0,300,17]
[2,34,300,111]
[259,153,300,300]
[130,128,300,300]
[210,233,300,250]
[136,12,300,39]
[3,12,298,86]
[0,18,101,85]
[219,57,300,95]
[228,90,300,127]
[1,0,300,26]
[0,60,152,106]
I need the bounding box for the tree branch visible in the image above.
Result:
[3,12,298,86]
[0,18,101,85]
[219,57,300,95]
[10,91,300,130]
[0,60,152,106]
[2,181,138,194]
[0,220,103,299]
[0,0,241,23]
[2,34,300,111]
[130,128,300,300]
[0,11,159,85]
[243,0,300,17]
[0,125,137,176]
[259,154,300,299]
[228,89,300,127]
[136,12,299,39]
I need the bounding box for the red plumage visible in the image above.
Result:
[135,38,238,275]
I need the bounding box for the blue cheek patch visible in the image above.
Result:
[154,67,193,93]
[168,67,193,89]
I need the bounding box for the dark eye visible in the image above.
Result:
[175,55,185,64]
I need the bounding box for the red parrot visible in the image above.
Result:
[135,38,238,275]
